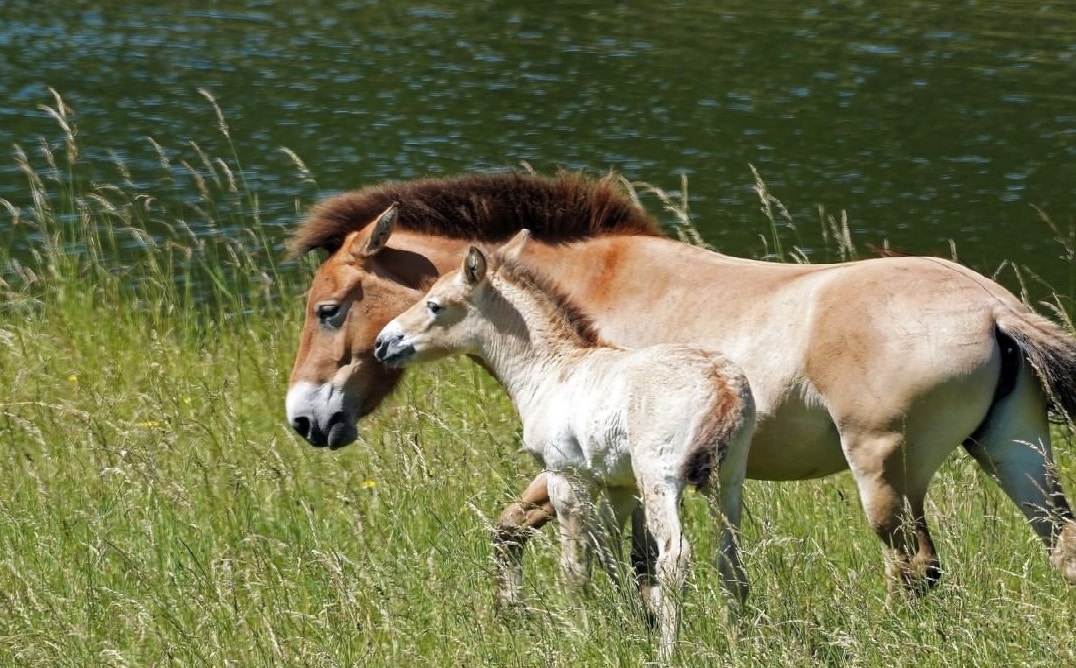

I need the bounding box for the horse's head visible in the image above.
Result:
[284,171,660,449]
[286,203,439,448]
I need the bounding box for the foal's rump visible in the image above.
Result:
[607,344,755,490]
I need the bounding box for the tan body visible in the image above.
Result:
[285,173,1076,593]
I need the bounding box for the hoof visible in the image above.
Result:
[1050,522,1076,585]
[885,555,942,598]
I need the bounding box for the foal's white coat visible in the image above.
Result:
[375,231,756,660]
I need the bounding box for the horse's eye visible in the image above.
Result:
[315,301,347,328]
[426,300,442,315]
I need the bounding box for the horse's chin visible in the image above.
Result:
[325,421,359,450]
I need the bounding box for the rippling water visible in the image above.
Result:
[2,0,1074,292]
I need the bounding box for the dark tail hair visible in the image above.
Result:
[997,309,1076,427]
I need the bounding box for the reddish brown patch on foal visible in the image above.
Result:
[681,355,749,488]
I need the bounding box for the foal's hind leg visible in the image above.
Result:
[962,370,1076,584]
[492,472,556,609]
[638,479,690,662]
[629,505,659,626]
[594,487,639,590]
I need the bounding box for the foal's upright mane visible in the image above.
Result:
[492,256,608,350]
[288,171,661,256]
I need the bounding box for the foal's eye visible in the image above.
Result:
[315,301,347,328]
[426,300,442,315]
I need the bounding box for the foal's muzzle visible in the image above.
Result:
[373,330,414,368]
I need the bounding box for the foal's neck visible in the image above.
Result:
[476,266,606,403]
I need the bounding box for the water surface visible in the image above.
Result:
[2,0,1074,293]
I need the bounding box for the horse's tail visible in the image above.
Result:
[995,308,1076,428]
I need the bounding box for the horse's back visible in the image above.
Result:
[596,243,1030,477]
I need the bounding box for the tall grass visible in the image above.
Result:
[1,94,1074,666]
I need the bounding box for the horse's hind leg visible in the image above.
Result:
[492,472,556,610]
[857,477,941,595]
[961,371,1076,584]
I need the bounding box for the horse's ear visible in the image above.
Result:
[497,229,532,263]
[463,246,488,286]
[350,202,400,259]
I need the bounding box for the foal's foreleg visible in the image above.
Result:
[492,472,556,610]
[548,473,596,589]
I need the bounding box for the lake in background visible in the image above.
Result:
[2,0,1074,299]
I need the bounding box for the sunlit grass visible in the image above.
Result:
[1,93,1073,666]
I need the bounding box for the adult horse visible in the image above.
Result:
[285,171,1076,592]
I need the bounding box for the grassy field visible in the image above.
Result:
[1,97,1074,666]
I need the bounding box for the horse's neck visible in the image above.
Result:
[474,275,590,409]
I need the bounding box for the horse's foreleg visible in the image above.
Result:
[845,435,942,596]
[492,472,556,610]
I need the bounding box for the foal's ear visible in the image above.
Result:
[497,229,532,262]
[463,246,488,286]
[350,202,400,260]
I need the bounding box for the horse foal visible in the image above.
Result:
[374,230,756,661]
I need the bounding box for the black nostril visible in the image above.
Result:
[292,416,311,439]
[326,411,346,431]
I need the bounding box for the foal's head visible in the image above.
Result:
[373,231,530,368]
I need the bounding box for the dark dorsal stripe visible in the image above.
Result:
[288,171,660,257]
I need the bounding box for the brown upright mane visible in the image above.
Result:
[495,257,608,349]
[288,171,660,257]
